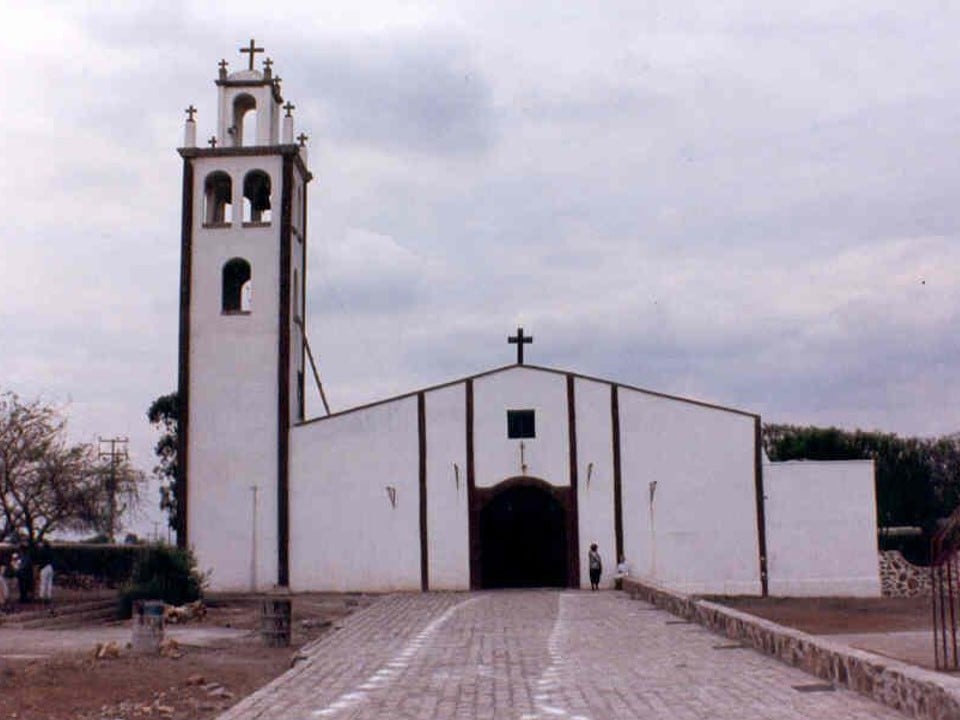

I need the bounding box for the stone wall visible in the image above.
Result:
[622,576,960,720]
[880,550,933,598]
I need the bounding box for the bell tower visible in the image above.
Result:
[176,41,311,591]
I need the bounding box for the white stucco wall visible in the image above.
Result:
[619,390,761,595]
[574,378,617,589]
[473,368,569,488]
[188,154,284,592]
[764,460,880,597]
[289,397,421,592]
[424,384,469,589]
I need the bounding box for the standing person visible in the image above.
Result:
[16,545,33,603]
[13,549,31,603]
[38,542,54,608]
[588,543,603,591]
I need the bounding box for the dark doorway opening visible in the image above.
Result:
[479,483,567,588]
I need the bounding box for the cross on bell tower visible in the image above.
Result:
[239,38,264,71]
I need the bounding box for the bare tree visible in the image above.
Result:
[0,391,143,547]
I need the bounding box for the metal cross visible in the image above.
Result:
[296,132,308,147]
[283,101,295,117]
[184,105,197,122]
[208,135,217,148]
[239,38,264,71]
[263,57,273,72]
[508,327,533,365]
[218,58,229,73]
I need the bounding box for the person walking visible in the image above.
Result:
[588,543,603,591]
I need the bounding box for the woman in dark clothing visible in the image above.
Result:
[588,543,602,591]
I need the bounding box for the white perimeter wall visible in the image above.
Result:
[289,397,421,592]
[474,368,569,488]
[764,460,880,597]
[574,378,617,589]
[424,384,469,589]
[619,390,761,595]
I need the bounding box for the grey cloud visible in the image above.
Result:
[292,33,496,156]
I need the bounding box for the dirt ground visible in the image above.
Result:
[713,595,932,635]
[0,593,371,720]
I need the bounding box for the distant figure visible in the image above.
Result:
[0,557,9,610]
[38,542,54,607]
[588,543,603,591]
[614,555,630,590]
[14,548,32,603]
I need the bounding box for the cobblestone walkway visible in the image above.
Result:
[218,591,908,719]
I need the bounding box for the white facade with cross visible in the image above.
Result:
[177,45,882,598]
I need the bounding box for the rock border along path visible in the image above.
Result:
[218,590,912,720]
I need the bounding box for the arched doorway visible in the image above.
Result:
[478,479,568,588]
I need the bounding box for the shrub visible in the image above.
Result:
[118,544,204,618]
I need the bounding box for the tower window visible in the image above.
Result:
[232,93,257,147]
[507,410,536,439]
[243,170,272,224]
[222,258,252,314]
[203,171,232,225]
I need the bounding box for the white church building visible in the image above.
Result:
[176,44,881,598]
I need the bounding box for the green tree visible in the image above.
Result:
[147,392,179,534]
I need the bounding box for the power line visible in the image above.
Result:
[97,436,128,543]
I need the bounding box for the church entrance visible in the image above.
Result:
[477,479,570,589]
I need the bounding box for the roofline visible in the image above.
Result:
[178,144,312,182]
[295,363,759,428]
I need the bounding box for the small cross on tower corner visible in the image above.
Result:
[508,327,533,365]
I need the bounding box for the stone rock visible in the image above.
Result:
[93,641,122,660]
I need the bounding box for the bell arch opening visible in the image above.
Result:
[232,93,257,147]
[478,479,568,589]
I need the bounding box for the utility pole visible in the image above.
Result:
[97,437,128,543]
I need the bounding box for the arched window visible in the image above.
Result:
[243,170,272,224]
[203,171,232,225]
[232,93,257,147]
[222,258,252,313]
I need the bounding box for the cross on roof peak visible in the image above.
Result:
[508,327,533,365]
[239,38,264,71]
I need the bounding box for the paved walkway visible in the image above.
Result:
[219,591,908,720]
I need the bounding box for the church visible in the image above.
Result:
[176,43,881,598]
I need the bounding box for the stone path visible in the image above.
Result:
[218,591,908,719]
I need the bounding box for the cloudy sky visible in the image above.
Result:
[2,2,959,534]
